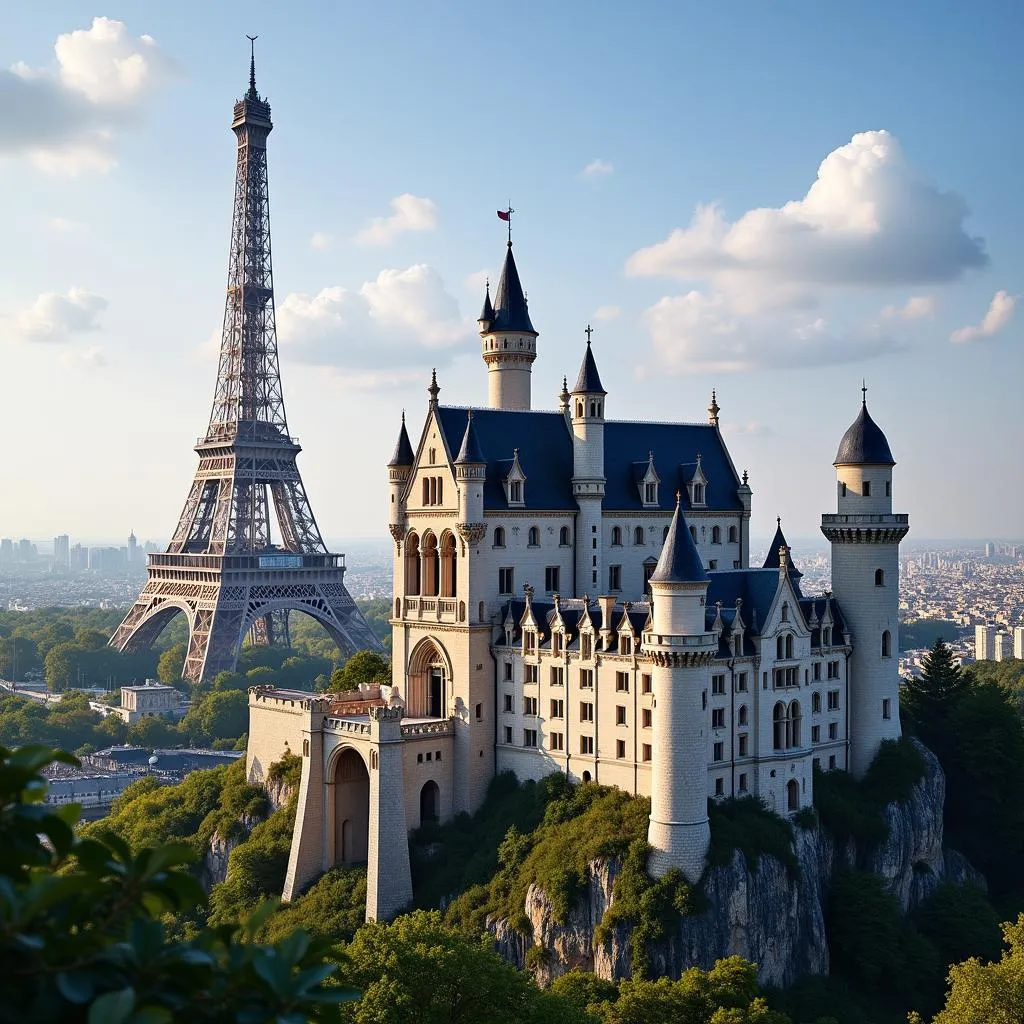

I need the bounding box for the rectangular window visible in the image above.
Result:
[762,672,768,690]
[641,673,652,695]
[615,671,630,693]
[616,739,627,759]
[828,661,840,680]
[503,726,513,744]
[736,672,748,693]
[642,743,652,762]
[550,666,564,687]
[711,708,725,729]
[523,696,537,716]
[813,662,821,681]
[503,693,513,713]
[828,689,840,711]
[885,480,891,498]
[712,674,726,695]
[619,635,632,655]
[499,567,514,594]
[609,565,622,591]
[581,634,593,660]
[550,698,564,719]
[708,559,718,570]
[811,725,820,743]
[549,731,564,751]
[551,632,562,656]
[738,772,748,793]
[580,702,594,722]
[713,741,724,762]
[882,698,891,720]
[829,754,837,770]
[580,735,594,755]
[510,481,522,503]
[642,708,652,729]
[523,728,537,747]
[525,664,538,684]
[829,722,839,741]
[616,705,627,726]
[862,480,871,497]
[545,566,560,593]
[738,733,748,756]
[579,668,594,689]
[813,757,821,771]
[714,777,725,796]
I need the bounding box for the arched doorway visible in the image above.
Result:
[332,748,369,866]
[407,638,450,719]
[787,779,800,813]
[420,780,439,825]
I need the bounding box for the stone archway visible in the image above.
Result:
[407,637,451,719]
[331,748,369,866]
[787,778,800,813]
[420,780,440,825]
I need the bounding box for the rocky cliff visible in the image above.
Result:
[491,741,984,988]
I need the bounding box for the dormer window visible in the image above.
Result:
[504,449,526,507]
[552,632,562,656]
[581,632,592,659]
[823,627,832,646]
[509,481,522,503]
[645,482,656,503]
[693,483,705,505]
[620,635,632,656]
[524,630,536,654]
[638,452,660,508]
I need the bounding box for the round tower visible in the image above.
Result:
[478,244,537,411]
[643,494,716,882]
[386,412,414,542]
[454,409,486,528]
[821,389,909,778]
[570,331,606,595]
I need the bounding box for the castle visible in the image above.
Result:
[246,238,909,920]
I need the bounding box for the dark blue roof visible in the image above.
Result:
[490,245,536,334]
[762,520,803,579]
[455,411,486,465]
[435,407,742,512]
[387,415,414,467]
[479,286,494,323]
[650,498,706,584]
[835,401,895,466]
[705,569,784,636]
[572,342,606,395]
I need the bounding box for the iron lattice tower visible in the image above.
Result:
[111,52,380,683]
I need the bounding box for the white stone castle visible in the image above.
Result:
[246,239,909,919]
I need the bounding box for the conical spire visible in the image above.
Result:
[572,330,606,395]
[650,492,707,585]
[455,409,486,465]
[478,279,494,324]
[490,245,536,334]
[387,411,414,468]
[762,517,803,578]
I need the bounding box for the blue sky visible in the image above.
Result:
[1,1,1021,546]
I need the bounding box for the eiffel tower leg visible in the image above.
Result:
[183,599,247,684]
[315,583,382,657]
[111,590,195,656]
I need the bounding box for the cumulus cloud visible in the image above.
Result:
[582,158,614,178]
[277,264,473,387]
[15,287,108,342]
[950,290,1017,344]
[355,194,438,246]
[309,232,334,250]
[882,295,935,320]
[594,305,621,322]
[0,17,170,174]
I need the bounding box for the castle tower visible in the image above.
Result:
[387,413,414,543]
[570,331,606,595]
[644,494,716,881]
[478,244,537,410]
[454,410,486,532]
[821,389,909,777]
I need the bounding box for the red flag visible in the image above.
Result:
[497,209,511,221]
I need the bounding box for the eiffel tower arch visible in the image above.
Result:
[111,50,380,685]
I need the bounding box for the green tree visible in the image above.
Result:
[902,640,970,756]
[329,650,390,693]
[181,689,249,746]
[157,641,187,684]
[43,641,81,691]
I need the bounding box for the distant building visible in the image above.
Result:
[84,745,241,774]
[18,539,35,562]
[975,624,996,661]
[1015,627,1024,661]
[994,632,1013,662]
[128,531,139,566]
[0,538,11,565]
[70,543,88,572]
[53,534,70,569]
[88,546,127,574]
[117,681,183,724]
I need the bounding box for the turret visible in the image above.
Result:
[821,388,908,777]
[643,494,716,881]
[479,244,537,411]
[454,409,486,528]
[387,412,414,542]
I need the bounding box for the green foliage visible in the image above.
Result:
[328,649,391,693]
[157,641,187,684]
[902,640,971,750]
[0,743,355,1020]
[549,970,619,1016]
[267,749,303,787]
[913,882,1004,970]
[708,796,798,878]
[180,689,249,746]
[260,867,367,944]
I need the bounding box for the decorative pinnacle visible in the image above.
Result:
[428,367,440,406]
[742,469,749,485]
[708,388,720,426]
[675,489,681,505]
[862,379,868,405]
[246,35,258,98]
[585,324,594,345]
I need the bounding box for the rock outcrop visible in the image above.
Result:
[491,741,984,989]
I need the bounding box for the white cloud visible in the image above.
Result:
[950,290,1017,344]
[47,216,84,232]
[309,232,334,250]
[594,305,621,322]
[582,158,614,178]
[882,295,935,320]
[722,421,772,438]
[277,264,473,387]
[0,17,170,175]
[59,345,107,369]
[355,194,438,246]
[463,269,490,296]
[15,287,108,342]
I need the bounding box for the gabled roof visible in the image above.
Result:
[649,496,707,585]
[454,410,486,465]
[762,519,803,579]
[572,341,606,395]
[835,399,895,466]
[387,414,415,468]
[489,245,536,334]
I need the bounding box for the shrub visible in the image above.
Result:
[708,795,798,878]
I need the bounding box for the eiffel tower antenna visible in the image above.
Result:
[111,46,380,683]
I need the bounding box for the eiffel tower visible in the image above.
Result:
[111,46,380,684]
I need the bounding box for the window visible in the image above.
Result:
[524,729,537,747]
[875,568,885,586]
[715,777,725,796]
[811,725,820,744]
[829,722,839,741]
[690,525,697,542]
[736,672,748,692]
[642,744,652,762]
[642,708,652,728]
[523,664,540,687]
[738,734,748,756]
[663,525,670,542]
[786,634,793,659]
[827,660,839,679]
[712,674,726,695]
[728,525,738,543]
[611,526,622,546]
[812,691,821,713]
[503,693,514,713]
[549,731,564,751]
[641,673,652,695]
[609,565,622,591]
[813,662,821,682]
[616,739,627,759]
[616,672,630,692]
[580,735,594,755]
[580,702,594,722]
[550,698,564,719]
[737,704,748,726]
[619,635,632,656]
[644,482,657,504]
[581,634,593,660]
[693,483,705,505]
[509,480,522,503]
[428,447,436,464]
[782,602,790,623]
[713,741,724,762]
[885,480,891,497]
[711,708,725,729]
[523,696,537,716]
[422,478,430,505]
[543,566,560,594]
[862,480,871,497]
[504,726,513,744]
[559,526,570,546]
[738,772,748,793]
[840,482,847,497]
[634,526,645,546]
[712,525,721,544]
[579,669,594,689]
[881,630,891,658]
[773,703,786,751]
[829,754,837,770]
[499,567,514,594]
[493,526,506,548]
[616,705,627,726]
[475,703,482,721]
[504,661,513,681]
[828,690,840,711]
[882,698,891,720]
[552,632,562,656]
[528,526,540,547]
[708,560,718,570]
[550,666,564,686]
[823,627,832,646]
[524,633,536,656]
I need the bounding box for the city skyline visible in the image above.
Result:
[2,3,1022,541]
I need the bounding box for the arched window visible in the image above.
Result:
[773,703,786,751]
[875,569,885,586]
[422,533,439,597]
[405,532,421,595]
[559,526,570,546]
[440,532,457,598]
[493,526,505,548]
[728,525,738,543]
[787,779,800,812]
[738,704,748,726]
[528,526,540,547]
[612,526,622,546]
[712,525,721,544]
[576,401,583,418]
[689,525,697,542]
[420,781,439,824]
[812,691,821,713]
[881,630,891,658]
[785,634,793,660]
[777,636,785,660]
[789,701,802,747]
[782,602,790,622]
[590,401,596,417]
[634,526,644,546]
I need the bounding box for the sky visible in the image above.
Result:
[1,1,1021,548]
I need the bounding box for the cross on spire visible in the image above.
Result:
[862,379,868,405]
[585,324,594,345]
